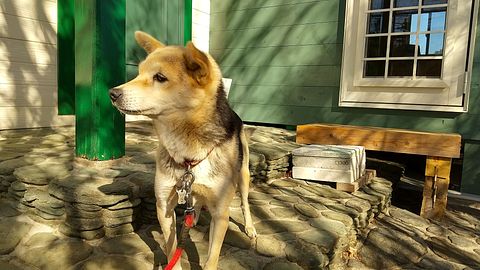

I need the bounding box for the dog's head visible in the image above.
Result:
[109,31,221,117]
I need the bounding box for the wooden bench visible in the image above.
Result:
[296,123,462,219]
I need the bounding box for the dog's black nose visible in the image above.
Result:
[109,88,122,102]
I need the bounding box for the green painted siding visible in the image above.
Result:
[57,0,75,115]
[125,0,186,80]
[462,141,480,194]
[210,0,479,140]
[211,0,480,194]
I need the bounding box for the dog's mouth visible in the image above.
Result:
[118,109,143,115]
[112,104,152,115]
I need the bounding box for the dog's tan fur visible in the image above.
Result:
[110,31,256,270]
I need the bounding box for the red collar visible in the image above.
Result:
[181,147,214,169]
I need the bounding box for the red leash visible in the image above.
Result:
[165,158,208,270]
[164,210,195,270]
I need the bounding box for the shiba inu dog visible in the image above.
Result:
[109,31,257,270]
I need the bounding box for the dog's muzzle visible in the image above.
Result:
[109,88,123,103]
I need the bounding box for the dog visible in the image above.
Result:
[109,31,257,270]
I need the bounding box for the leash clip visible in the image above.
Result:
[176,165,195,206]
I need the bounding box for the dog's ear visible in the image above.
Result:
[135,31,165,54]
[184,42,211,86]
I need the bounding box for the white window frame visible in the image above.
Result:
[340,0,479,112]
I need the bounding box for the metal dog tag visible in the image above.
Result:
[177,189,187,204]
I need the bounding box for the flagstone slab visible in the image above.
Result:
[0,260,23,270]
[75,255,152,270]
[254,220,309,234]
[0,218,32,254]
[14,160,72,185]
[263,261,303,270]
[18,240,93,270]
[0,199,20,217]
[49,174,134,206]
[99,234,152,255]
[359,226,427,269]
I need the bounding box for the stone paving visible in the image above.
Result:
[0,122,478,269]
[347,204,480,269]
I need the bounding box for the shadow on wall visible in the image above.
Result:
[209,0,467,154]
[0,1,67,130]
[210,0,480,196]
[210,0,342,123]
[211,0,480,137]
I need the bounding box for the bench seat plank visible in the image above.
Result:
[297,124,461,158]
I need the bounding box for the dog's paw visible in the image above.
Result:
[245,225,257,238]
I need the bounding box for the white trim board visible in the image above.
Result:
[192,0,210,52]
[339,0,479,112]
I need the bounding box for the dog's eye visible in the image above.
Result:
[153,73,168,83]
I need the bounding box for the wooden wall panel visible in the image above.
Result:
[0,61,56,85]
[0,107,73,130]
[0,84,57,107]
[0,0,57,23]
[0,0,60,129]
[0,38,56,64]
[0,13,56,44]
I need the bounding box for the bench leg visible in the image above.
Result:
[420,156,452,219]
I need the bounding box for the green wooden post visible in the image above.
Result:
[184,0,192,45]
[75,0,125,160]
[57,0,75,115]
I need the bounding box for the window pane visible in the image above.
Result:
[394,0,419,8]
[418,33,444,56]
[390,35,416,57]
[393,9,419,32]
[417,59,442,77]
[388,60,414,76]
[364,61,386,77]
[368,12,390,34]
[370,0,390,10]
[420,8,447,32]
[423,0,447,5]
[366,36,388,57]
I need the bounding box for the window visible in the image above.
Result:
[340,0,478,112]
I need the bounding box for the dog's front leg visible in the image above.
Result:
[204,203,230,270]
[155,187,180,269]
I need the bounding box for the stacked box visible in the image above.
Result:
[292,145,366,183]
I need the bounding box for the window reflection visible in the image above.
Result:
[365,61,386,77]
[370,0,390,10]
[394,0,419,8]
[420,8,446,31]
[393,10,418,32]
[363,0,448,78]
[418,33,444,56]
[389,60,414,76]
[417,59,442,77]
[368,12,390,34]
[390,35,416,57]
[366,36,388,57]
[423,0,447,5]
